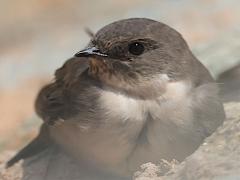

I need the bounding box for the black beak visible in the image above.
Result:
[74,47,108,57]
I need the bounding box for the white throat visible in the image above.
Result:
[99,80,191,123]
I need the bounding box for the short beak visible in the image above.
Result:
[74,47,108,57]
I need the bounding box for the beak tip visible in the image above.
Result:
[74,51,89,58]
[74,53,81,57]
[74,47,108,58]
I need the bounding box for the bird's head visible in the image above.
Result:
[74,18,208,99]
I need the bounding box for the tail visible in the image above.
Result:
[6,124,51,168]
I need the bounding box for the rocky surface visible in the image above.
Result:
[1,102,240,180]
[0,152,23,180]
[218,64,240,102]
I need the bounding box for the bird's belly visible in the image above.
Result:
[50,87,206,175]
[50,118,145,175]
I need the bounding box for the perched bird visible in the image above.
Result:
[7,18,225,178]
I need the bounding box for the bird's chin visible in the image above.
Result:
[96,73,166,100]
[86,57,168,99]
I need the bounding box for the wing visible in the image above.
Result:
[6,57,90,168]
[55,57,90,86]
[35,57,90,125]
[6,124,51,168]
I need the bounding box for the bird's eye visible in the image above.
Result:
[128,42,145,55]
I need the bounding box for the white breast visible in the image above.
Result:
[99,90,147,123]
[99,80,191,123]
[98,80,201,169]
[51,80,197,176]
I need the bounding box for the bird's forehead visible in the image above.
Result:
[94,18,163,45]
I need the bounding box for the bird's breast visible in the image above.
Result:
[50,81,201,175]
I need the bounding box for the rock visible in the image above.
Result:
[134,160,179,180]
[0,151,23,180]
[218,64,240,102]
[1,102,240,180]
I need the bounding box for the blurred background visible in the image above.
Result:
[0,0,240,153]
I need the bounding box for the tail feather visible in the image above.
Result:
[6,124,51,168]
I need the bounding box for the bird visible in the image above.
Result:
[7,18,225,178]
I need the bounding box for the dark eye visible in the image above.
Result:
[128,42,145,55]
